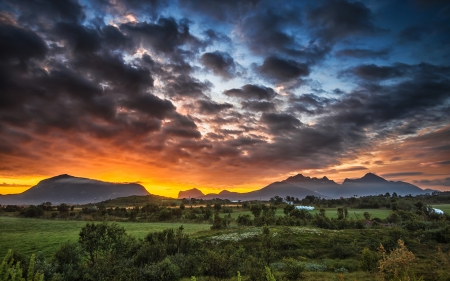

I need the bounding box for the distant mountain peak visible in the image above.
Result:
[177,188,204,199]
[361,173,386,182]
[47,174,74,181]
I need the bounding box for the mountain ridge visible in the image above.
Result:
[0,174,150,205]
[178,172,432,200]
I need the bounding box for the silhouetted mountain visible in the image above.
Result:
[177,188,204,199]
[177,172,431,201]
[178,182,326,201]
[0,174,149,205]
[337,173,427,198]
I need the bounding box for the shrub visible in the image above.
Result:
[282,258,304,280]
[359,247,380,272]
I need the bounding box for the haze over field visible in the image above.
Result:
[0,0,449,197]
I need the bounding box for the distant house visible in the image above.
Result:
[432,208,444,215]
[295,206,314,211]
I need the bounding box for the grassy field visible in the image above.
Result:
[0,217,211,259]
[225,207,391,219]
[431,204,450,214]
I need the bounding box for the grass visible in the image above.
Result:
[0,216,210,259]
[430,204,450,214]
[223,207,391,219]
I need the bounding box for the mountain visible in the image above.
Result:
[337,173,428,198]
[0,174,149,205]
[178,182,326,201]
[177,172,431,201]
[177,188,204,199]
[282,174,340,197]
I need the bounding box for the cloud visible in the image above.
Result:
[308,0,380,42]
[223,84,277,100]
[414,177,450,186]
[335,48,390,59]
[341,63,411,81]
[3,0,85,24]
[120,17,205,60]
[339,166,368,172]
[241,101,276,112]
[434,160,450,165]
[398,25,429,42]
[164,75,212,99]
[0,182,31,188]
[180,0,261,22]
[261,113,302,134]
[381,172,424,177]
[0,21,47,64]
[200,51,236,79]
[256,55,309,83]
[198,100,233,115]
[124,94,176,119]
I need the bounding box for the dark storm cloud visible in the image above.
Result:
[327,63,450,132]
[124,94,175,119]
[163,114,201,139]
[382,172,424,177]
[341,63,411,81]
[288,94,334,115]
[223,84,276,100]
[90,0,168,20]
[200,51,236,80]
[179,0,261,22]
[241,101,275,112]
[0,21,47,64]
[307,0,379,42]
[120,17,205,59]
[3,0,85,24]
[198,100,233,115]
[335,48,390,59]
[256,56,309,83]
[165,74,212,99]
[398,25,429,42]
[261,113,302,134]
[414,178,450,186]
[239,6,301,55]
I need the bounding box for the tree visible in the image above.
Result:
[78,223,130,267]
[337,208,344,220]
[250,204,262,218]
[363,212,371,220]
[57,203,69,214]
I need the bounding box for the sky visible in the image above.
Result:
[0,0,449,198]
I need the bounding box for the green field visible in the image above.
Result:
[431,204,450,214]
[226,207,391,219]
[0,217,211,259]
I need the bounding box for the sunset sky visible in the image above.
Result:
[1,0,449,198]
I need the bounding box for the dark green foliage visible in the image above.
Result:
[21,206,44,218]
[237,214,253,226]
[359,247,380,272]
[282,257,305,280]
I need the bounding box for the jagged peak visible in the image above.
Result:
[361,173,386,182]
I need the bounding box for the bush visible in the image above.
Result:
[282,258,305,280]
[359,247,380,272]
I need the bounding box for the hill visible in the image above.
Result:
[0,174,150,205]
[177,172,431,201]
